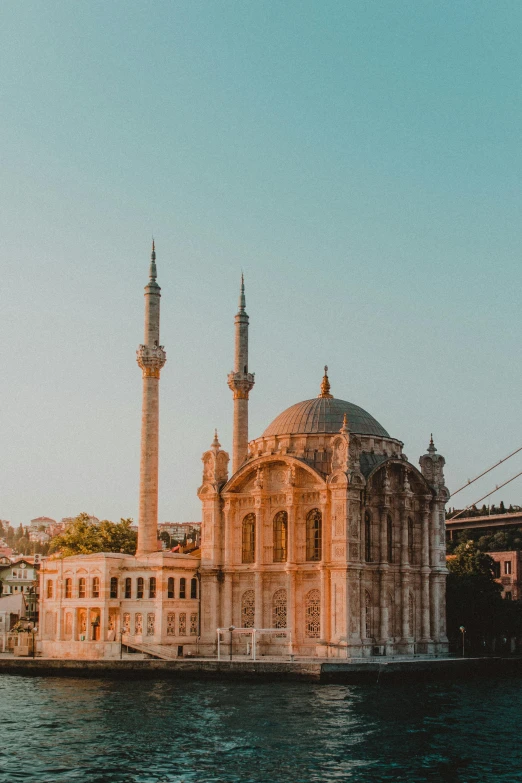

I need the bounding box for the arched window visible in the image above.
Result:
[92,577,100,598]
[241,589,255,628]
[408,594,414,636]
[242,513,256,563]
[305,589,320,638]
[190,577,198,599]
[306,509,322,562]
[78,578,86,599]
[272,589,287,629]
[64,578,72,599]
[149,577,156,599]
[46,580,53,599]
[387,515,393,563]
[408,518,414,564]
[167,577,175,599]
[124,577,131,599]
[110,577,118,599]
[364,512,372,562]
[179,577,186,599]
[364,590,372,639]
[273,511,288,562]
[137,577,144,599]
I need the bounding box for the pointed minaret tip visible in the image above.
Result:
[428,433,437,454]
[149,239,157,280]
[211,428,221,451]
[318,365,333,399]
[238,273,246,312]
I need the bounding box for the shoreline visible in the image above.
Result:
[2,655,522,683]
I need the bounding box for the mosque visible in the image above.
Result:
[39,245,449,659]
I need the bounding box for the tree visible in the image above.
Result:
[49,513,137,557]
[446,540,518,653]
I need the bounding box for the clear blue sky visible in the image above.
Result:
[0,1,520,524]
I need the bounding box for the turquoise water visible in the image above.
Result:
[0,675,520,782]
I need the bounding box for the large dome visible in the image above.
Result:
[262,397,390,438]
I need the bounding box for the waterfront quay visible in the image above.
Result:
[2,655,522,683]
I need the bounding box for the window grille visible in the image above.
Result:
[190,612,198,635]
[167,613,176,636]
[272,589,287,629]
[305,589,320,638]
[387,515,393,563]
[134,613,143,635]
[364,512,372,562]
[306,509,322,562]
[241,589,255,628]
[364,591,372,639]
[178,612,187,636]
[147,612,155,636]
[273,511,288,562]
[242,513,256,563]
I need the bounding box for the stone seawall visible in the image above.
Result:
[2,657,522,682]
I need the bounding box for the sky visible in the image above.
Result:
[0,0,520,525]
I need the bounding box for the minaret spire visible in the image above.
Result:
[136,242,166,556]
[227,275,255,473]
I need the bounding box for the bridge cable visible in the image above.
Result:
[450,445,522,498]
[447,470,522,521]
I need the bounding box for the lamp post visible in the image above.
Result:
[229,625,235,661]
[31,626,37,659]
[459,625,466,657]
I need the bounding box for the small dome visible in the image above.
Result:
[262,397,390,438]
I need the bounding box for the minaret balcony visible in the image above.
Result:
[137,344,167,376]
[227,371,255,399]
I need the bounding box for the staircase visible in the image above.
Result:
[124,642,181,660]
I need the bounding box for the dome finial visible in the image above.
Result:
[211,428,221,451]
[340,412,349,433]
[428,433,437,454]
[318,365,333,399]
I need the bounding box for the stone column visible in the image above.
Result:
[420,498,432,644]
[136,243,166,556]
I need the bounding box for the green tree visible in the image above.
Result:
[49,513,137,557]
[446,540,517,653]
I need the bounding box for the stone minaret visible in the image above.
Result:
[227,275,255,474]
[136,241,166,556]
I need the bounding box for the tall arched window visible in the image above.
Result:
[78,578,86,599]
[110,577,118,599]
[46,580,53,599]
[387,515,393,563]
[305,589,321,638]
[190,578,198,599]
[92,577,100,598]
[179,577,186,599]
[64,578,72,599]
[364,511,372,562]
[241,589,255,628]
[272,589,287,628]
[137,577,144,599]
[273,511,287,562]
[167,577,175,599]
[364,590,372,639]
[306,509,322,562]
[124,577,131,599]
[408,518,414,564]
[242,513,256,564]
[149,577,156,598]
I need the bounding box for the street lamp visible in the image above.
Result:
[229,625,235,661]
[459,625,466,657]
